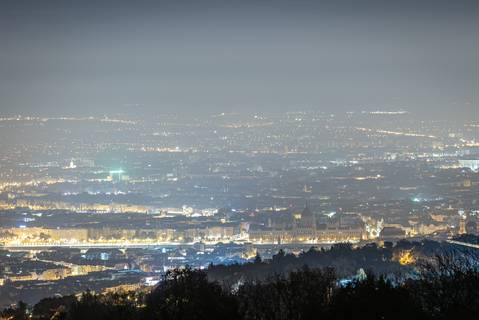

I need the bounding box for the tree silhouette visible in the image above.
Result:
[4,244,479,320]
[142,267,238,320]
[1,301,28,320]
[32,295,75,320]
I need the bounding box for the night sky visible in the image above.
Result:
[1,0,478,118]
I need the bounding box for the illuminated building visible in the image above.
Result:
[458,159,479,172]
[365,218,384,239]
[249,209,365,244]
[459,209,467,235]
[398,250,415,265]
[109,169,129,182]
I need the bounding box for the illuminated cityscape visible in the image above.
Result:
[1,111,479,308]
[1,0,479,318]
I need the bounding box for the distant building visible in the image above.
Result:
[249,208,364,244]
[466,221,478,235]
[294,206,316,230]
[380,227,405,240]
[458,159,479,172]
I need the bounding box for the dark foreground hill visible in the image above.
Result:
[2,252,479,320]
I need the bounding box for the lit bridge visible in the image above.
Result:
[446,240,479,250]
[0,242,191,249]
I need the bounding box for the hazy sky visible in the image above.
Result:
[1,0,478,117]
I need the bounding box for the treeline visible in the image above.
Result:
[2,258,479,320]
[208,240,462,284]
